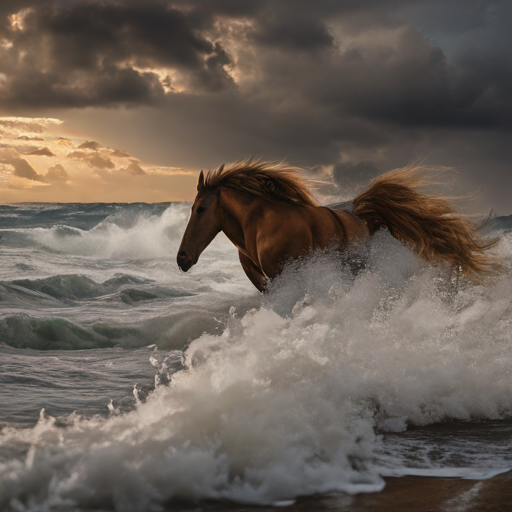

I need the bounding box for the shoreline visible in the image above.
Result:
[166,471,512,512]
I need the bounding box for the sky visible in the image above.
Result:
[0,0,510,211]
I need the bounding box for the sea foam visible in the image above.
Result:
[1,231,512,510]
[27,204,190,260]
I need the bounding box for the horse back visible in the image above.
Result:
[327,208,369,244]
[305,206,368,248]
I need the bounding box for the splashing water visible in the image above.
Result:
[1,204,512,511]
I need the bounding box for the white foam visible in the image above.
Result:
[1,231,512,510]
[28,204,190,259]
[378,467,511,479]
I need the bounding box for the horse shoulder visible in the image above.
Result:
[255,205,315,278]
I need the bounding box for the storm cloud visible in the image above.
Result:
[0,0,511,210]
[0,1,235,108]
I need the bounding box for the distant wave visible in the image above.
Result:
[3,273,194,302]
[23,204,191,259]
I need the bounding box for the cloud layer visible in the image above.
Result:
[0,1,511,210]
[0,117,195,202]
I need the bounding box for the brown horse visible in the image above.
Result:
[177,159,498,291]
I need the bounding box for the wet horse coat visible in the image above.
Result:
[214,188,366,291]
[177,165,368,292]
[177,160,498,291]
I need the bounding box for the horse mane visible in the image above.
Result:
[204,158,317,206]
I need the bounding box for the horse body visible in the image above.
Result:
[177,160,498,291]
[177,180,368,292]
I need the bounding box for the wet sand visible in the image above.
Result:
[168,471,512,512]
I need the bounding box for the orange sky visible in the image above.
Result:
[0,2,511,211]
[0,117,198,203]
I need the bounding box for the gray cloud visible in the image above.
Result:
[251,12,334,52]
[78,141,102,150]
[0,1,234,109]
[4,157,44,181]
[45,163,69,182]
[88,154,115,170]
[124,160,146,175]
[26,147,54,156]
[111,148,131,158]
[18,136,44,141]
[1,0,510,130]
[1,0,511,210]
[67,151,88,159]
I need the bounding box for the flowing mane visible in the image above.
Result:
[179,159,502,290]
[204,159,317,206]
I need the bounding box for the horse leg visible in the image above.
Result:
[238,251,267,292]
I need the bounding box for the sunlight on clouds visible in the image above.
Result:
[0,117,197,203]
[9,8,32,31]
[0,39,12,50]
[131,66,179,93]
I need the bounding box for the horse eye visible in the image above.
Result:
[196,205,206,214]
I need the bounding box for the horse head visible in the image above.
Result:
[177,170,222,272]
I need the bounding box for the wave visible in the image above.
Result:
[0,314,120,350]
[10,274,109,300]
[0,302,254,351]
[7,273,162,301]
[0,271,256,350]
[488,214,512,234]
[30,204,188,259]
[1,231,512,509]
[1,203,192,260]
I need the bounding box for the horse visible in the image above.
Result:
[177,159,498,291]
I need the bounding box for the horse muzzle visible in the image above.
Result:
[177,251,194,272]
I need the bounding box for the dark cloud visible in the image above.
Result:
[124,160,146,175]
[26,147,54,156]
[45,163,68,182]
[251,12,334,52]
[1,0,510,131]
[0,1,234,109]
[4,157,44,181]
[78,141,102,150]
[88,153,115,170]
[78,140,101,150]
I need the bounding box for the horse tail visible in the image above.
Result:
[352,166,500,278]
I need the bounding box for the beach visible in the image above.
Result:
[171,472,512,512]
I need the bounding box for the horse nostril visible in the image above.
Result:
[177,251,193,272]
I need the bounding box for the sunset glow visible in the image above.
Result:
[0,117,195,202]
[0,1,510,210]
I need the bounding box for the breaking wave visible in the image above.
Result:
[1,231,512,510]
[25,204,190,259]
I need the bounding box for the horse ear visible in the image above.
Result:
[197,170,205,192]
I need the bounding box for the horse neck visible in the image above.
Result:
[218,188,265,254]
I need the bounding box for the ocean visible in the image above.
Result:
[1,202,512,511]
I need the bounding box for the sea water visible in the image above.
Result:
[1,203,512,511]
